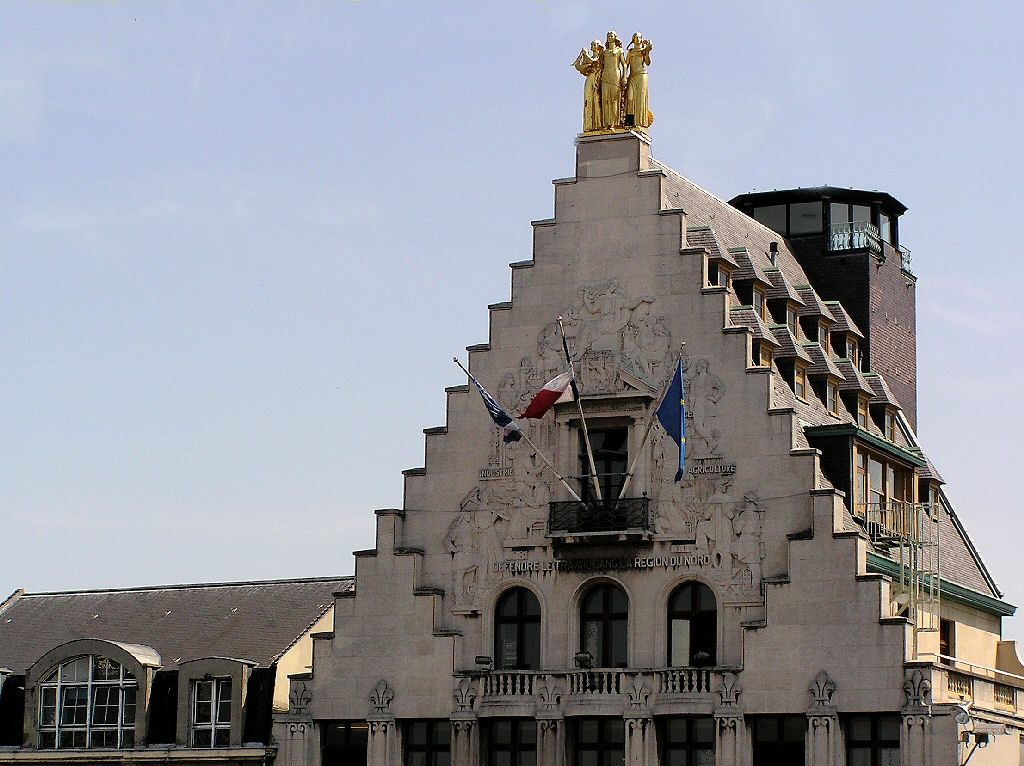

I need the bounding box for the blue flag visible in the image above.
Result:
[469,374,523,443]
[656,360,686,481]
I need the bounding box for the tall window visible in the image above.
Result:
[579,427,628,502]
[940,618,956,665]
[752,287,766,320]
[322,721,369,766]
[494,588,541,670]
[405,721,450,766]
[826,380,839,416]
[192,678,231,747]
[668,582,717,667]
[752,716,805,764]
[845,714,900,766]
[37,655,137,749]
[580,584,628,668]
[793,364,808,400]
[487,719,536,766]
[574,718,624,766]
[659,717,714,766]
[855,448,912,516]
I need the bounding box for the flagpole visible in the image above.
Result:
[557,316,603,503]
[618,343,686,500]
[453,357,584,503]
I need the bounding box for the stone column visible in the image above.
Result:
[537,717,566,766]
[273,719,318,766]
[624,716,656,766]
[806,670,840,766]
[367,720,397,766]
[714,714,743,766]
[451,718,479,766]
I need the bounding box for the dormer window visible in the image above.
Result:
[751,340,772,368]
[192,678,231,747]
[884,409,897,442]
[786,305,799,337]
[752,287,766,320]
[847,337,859,367]
[826,380,839,416]
[818,323,831,353]
[37,656,137,749]
[857,396,870,428]
[793,363,808,401]
[706,261,731,289]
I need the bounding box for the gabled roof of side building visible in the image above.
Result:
[0,576,351,675]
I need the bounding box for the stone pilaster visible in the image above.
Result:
[536,677,566,766]
[272,719,318,766]
[537,717,566,766]
[624,716,656,766]
[806,670,840,766]
[714,672,744,766]
[451,718,479,766]
[900,667,933,766]
[368,679,398,766]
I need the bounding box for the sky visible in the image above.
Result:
[3,1,1023,641]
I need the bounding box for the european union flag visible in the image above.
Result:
[656,360,686,481]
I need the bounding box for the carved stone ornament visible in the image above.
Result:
[452,677,477,713]
[536,679,563,712]
[626,674,651,710]
[903,668,932,711]
[287,722,308,737]
[716,672,741,709]
[289,680,312,714]
[808,669,837,713]
[369,679,395,716]
[716,715,741,733]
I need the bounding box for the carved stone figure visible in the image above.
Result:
[599,32,625,129]
[687,358,724,457]
[445,510,481,608]
[731,494,765,587]
[624,33,653,129]
[573,40,604,132]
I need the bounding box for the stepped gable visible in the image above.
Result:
[0,576,350,674]
[653,159,807,287]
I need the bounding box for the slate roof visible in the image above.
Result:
[729,307,779,344]
[823,302,864,338]
[835,358,875,395]
[805,343,844,378]
[770,326,813,363]
[864,373,902,408]
[795,285,836,322]
[763,268,805,305]
[685,227,738,267]
[0,576,351,675]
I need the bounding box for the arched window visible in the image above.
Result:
[494,588,541,670]
[668,582,717,667]
[580,583,628,668]
[38,655,137,749]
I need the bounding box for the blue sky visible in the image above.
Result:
[3,1,1023,640]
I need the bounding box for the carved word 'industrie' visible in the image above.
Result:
[494,554,712,575]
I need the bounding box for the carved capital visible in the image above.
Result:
[289,680,312,714]
[626,673,651,710]
[716,672,741,709]
[287,722,308,737]
[369,679,395,716]
[904,714,929,729]
[369,720,392,736]
[452,719,475,735]
[452,677,477,713]
[716,715,741,733]
[902,668,932,713]
[538,719,560,735]
[807,669,837,714]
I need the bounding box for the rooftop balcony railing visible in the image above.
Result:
[935,656,1024,712]
[829,221,882,255]
[548,497,651,537]
[899,245,913,273]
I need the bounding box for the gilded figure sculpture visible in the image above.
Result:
[574,40,604,133]
[624,32,653,128]
[574,30,652,133]
[599,31,626,129]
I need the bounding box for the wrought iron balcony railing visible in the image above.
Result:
[548,497,651,535]
[829,221,882,254]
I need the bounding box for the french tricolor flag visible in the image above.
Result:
[519,370,576,419]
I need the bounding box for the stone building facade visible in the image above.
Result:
[273,130,1024,766]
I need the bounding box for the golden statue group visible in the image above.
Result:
[574,31,653,133]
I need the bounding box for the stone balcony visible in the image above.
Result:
[476,667,728,716]
[934,656,1024,715]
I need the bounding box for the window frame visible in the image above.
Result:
[579,583,629,668]
[191,677,232,748]
[658,716,715,766]
[36,655,138,750]
[844,714,901,766]
[752,287,767,320]
[751,715,805,765]
[494,587,542,670]
[404,720,451,766]
[578,426,629,503]
[667,582,717,667]
[486,718,536,766]
[826,379,839,416]
[573,717,624,766]
[793,363,808,401]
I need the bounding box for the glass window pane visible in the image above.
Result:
[433,721,451,745]
[578,719,599,743]
[214,728,230,747]
[523,622,540,669]
[520,752,537,766]
[435,753,450,766]
[789,202,822,234]
[607,586,628,613]
[782,716,805,742]
[61,657,90,683]
[518,720,537,744]
[848,748,871,766]
[497,591,519,617]
[121,730,135,747]
[878,747,900,766]
[694,751,715,766]
[852,205,871,222]
[408,721,427,745]
[666,718,687,743]
[604,719,624,743]
[122,687,137,725]
[754,718,777,742]
[522,590,541,617]
[494,753,512,766]
[671,619,691,666]
[878,716,900,742]
[848,716,872,741]
[493,720,512,744]
[692,717,715,742]
[697,585,716,611]
[193,728,212,748]
[498,624,518,668]
[217,680,232,723]
[830,203,850,224]
[610,620,628,666]
[752,205,786,234]
[408,754,427,766]
[92,657,120,681]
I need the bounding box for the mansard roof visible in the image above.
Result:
[0,576,350,675]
